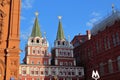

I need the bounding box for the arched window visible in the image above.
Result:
[31,61,34,64]
[108,59,113,73]
[58,41,60,45]
[22,68,26,75]
[117,56,120,71]
[42,51,44,54]
[99,62,104,75]
[38,61,40,64]
[69,62,72,66]
[35,68,39,76]
[31,39,34,43]
[33,50,35,54]
[116,32,120,45]
[36,39,39,43]
[62,41,65,45]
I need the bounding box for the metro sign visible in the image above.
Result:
[92,70,100,80]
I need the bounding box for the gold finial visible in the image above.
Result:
[35,12,39,16]
[58,16,62,20]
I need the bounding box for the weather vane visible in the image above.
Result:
[35,11,39,16]
[58,16,62,20]
[112,4,114,9]
[112,4,116,13]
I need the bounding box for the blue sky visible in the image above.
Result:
[20,0,120,63]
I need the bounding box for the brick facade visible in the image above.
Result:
[0,0,21,80]
[72,10,120,80]
[19,16,84,80]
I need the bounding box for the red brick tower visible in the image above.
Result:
[0,0,21,80]
[51,16,76,67]
[19,13,50,80]
[23,13,49,66]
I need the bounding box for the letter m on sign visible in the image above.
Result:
[92,70,100,80]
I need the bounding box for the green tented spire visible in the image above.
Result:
[31,12,42,37]
[56,16,65,40]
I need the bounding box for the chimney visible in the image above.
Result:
[86,30,91,40]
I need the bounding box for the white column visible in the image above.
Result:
[27,67,30,74]
[55,59,58,65]
[81,68,84,75]
[74,59,76,66]
[56,67,58,75]
[27,57,29,64]
[56,49,58,57]
[28,47,30,55]
[71,50,73,57]
[49,67,51,75]
[76,68,78,75]
[19,66,21,74]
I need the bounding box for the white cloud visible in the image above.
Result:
[91,12,100,17]
[20,16,26,20]
[20,32,30,40]
[86,18,98,27]
[86,12,101,27]
[22,0,33,9]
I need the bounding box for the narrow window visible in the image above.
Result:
[63,41,65,45]
[22,70,26,75]
[31,39,34,43]
[107,37,111,49]
[100,63,104,75]
[36,39,39,43]
[35,71,38,75]
[96,42,100,53]
[108,59,113,73]
[58,41,60,45]
[117,56,120,71]
[42,51,44,54]
[112,34,116,46]
[33,50,35,54]
[116,32,120,45]
[104,38,107,50]
[31,61,34,64]
[38,61,40,64]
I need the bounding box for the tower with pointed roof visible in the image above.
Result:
[51,16,76,66]
[19,13,51,80]
[19,15,84,80]
[23,12,49,65]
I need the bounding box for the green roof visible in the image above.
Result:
[56,20,65,40]
[31,16,42,37]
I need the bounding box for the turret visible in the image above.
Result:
[23,12,49,65]
[51,16,75,66]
